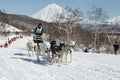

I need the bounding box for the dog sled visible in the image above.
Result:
[33,35,43,43]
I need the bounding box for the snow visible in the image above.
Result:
[31,3,71,22]
[5,24,22,32]
[0,36,120,80]
[0,36,7,45]
[0,34,20,47]
[0,23,22,32]
[0,22,22,46]
[31,3,120,27]
[107,16,120,24]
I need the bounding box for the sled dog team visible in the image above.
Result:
[27,23,76,66]
[26,39,75,66]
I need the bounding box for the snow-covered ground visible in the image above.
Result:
[0,34,20,47]
[0,36,8,45]
[0,37,120,80]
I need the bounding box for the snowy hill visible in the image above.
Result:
[0,37,120,80]
[0,23,22,32]
[31,3,71,22]
[5,24,22,32]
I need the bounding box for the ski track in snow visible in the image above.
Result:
[0,37,120,80]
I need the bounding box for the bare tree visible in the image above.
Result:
[53,7,83,42]
[87,6,108,52]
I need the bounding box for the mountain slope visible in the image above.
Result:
[31,3,69,22]
[0,23,22,32]
[6,14,46,30]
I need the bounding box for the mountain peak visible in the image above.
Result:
[31,3,68,22]
[47,3,60,8]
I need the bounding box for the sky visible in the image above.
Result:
[0,0,120,19]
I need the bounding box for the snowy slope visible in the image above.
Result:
[0,23,22,32]
[0,23,22,46]
[5,24,22,32]
[0,37,120,80]
[31,3,70,22]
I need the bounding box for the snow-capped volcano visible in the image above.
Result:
[31,3,70,22]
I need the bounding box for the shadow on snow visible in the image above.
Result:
[10,53,51,66]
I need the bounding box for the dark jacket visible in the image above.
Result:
[113,42,119,51]
[34,26,43,35]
